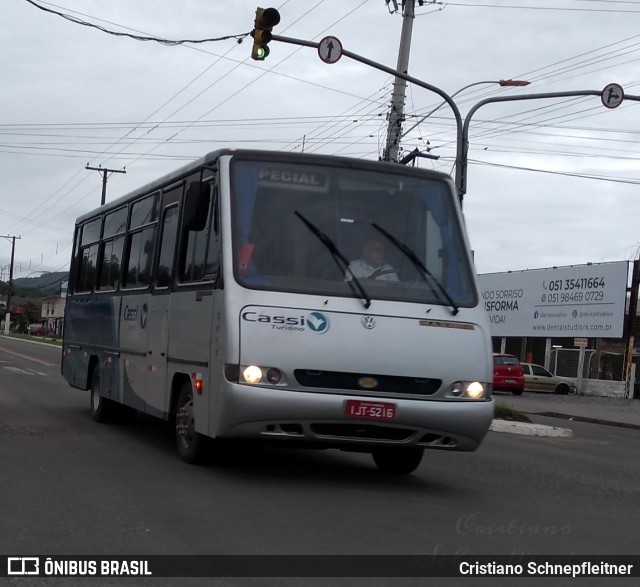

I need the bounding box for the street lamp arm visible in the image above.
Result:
[458,90,604,200]
[338,46,463,137]
[402,81,502,140]
[401,79,531,140]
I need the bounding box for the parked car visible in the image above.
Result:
[521,363,576,395]
[28,324,47,336]
[493,353,525,395]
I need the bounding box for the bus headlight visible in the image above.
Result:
[233,364,287,386]
[243,365,263,384]
[446,381,488,400]
[466,381,485,399]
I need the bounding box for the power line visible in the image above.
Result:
[4,0,380,272]
[467,158,640,184]
[442,1,640,13]
[23,0,250,45]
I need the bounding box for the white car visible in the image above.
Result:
[521,363,576,395]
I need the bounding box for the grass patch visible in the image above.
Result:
[494,404,532,423]
[0,333,62,347]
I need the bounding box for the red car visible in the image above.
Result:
[492,353,525,395]
[28,324,48,336]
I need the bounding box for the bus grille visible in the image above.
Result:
[310,423,414,441]
[294,369,441,396]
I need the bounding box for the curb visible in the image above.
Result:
[533,411,640,431]
[490,419,574,438]
[0,334,61,348]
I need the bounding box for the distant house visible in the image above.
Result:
[41,295,66,337]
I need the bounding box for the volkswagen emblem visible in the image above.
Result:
[358,376,379,389]
[361,315,376,330]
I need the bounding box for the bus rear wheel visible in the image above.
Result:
[175,382,208,464]
[371,447,423,475]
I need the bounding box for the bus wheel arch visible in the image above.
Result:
[169,373,192,418]
[86,354,99,391]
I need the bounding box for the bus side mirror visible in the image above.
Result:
[184,182,210,231]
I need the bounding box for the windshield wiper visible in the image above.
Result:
[372,222,460,316]
[295,211,371,309]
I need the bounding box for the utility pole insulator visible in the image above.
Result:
[86,165,126,205]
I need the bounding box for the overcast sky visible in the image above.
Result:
[2,0,640,282]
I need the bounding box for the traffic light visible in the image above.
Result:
[251,7,280,60]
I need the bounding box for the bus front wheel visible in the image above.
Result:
[372,447,423,475]
[175,382,208,464]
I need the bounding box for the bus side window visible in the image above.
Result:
[76,217,101,293]
[179,182,218,283]
[123,194,158,289]
[125,228,156,288]
[77,245,99,292]
[156,205,179,288]
[98,206,127,291]
[98,237,124,290]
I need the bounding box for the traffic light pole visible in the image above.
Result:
[270,33,640,206]
[270,33,463,193]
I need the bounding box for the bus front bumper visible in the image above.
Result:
[210,383,494,452]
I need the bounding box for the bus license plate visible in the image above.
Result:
[346,400,396,421]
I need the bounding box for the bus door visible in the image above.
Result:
[119,193,159,412]
[166,179,219,432]
[143,184,183,417]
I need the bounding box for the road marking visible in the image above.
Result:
[0,345,56,367]
[4,366,48,376]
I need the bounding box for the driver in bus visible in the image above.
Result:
[346,238,399,281]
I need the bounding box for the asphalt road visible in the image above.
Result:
[1,336,639,586]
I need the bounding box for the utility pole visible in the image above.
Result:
[85,165,126,205]
[624,258,640,397]
[1,235,21,334]
[382,0,415,162]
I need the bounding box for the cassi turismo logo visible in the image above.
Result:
[241,310,330,334]
[306,312,330,334]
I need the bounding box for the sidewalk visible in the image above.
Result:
[494,392,640,430]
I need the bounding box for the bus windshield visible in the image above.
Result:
[231,158,477,307]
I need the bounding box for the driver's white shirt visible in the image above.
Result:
[346,259,398,281]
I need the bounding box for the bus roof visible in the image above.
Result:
[74,148,454,225]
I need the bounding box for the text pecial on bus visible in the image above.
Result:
[62,149,494,475]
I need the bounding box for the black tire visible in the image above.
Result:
[512,388,524,396]
[175,382,208,464]
[90,368,116,423]
[372,447,423,475]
